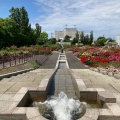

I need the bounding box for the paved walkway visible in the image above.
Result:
[65,51,88,69]
[39,51,59,69]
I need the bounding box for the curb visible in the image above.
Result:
[0,68,34,80]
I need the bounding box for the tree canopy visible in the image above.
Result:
[37,31,48,45]
[80,31,93,45]
[96,36,107,46]
[0,6,43,49]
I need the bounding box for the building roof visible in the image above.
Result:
[64,28,77,30]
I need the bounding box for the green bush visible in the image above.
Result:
[2,52,10,57]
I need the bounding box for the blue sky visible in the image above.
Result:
[0,0,120,40]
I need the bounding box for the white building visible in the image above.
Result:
[55,28,81,41]
[116,35,120,46]
[64,28,77,40]
[55,30,64,41]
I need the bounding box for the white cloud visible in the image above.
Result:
[33,0,120,39]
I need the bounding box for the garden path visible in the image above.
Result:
[65,51,89,69]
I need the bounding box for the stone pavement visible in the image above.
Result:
[0,69,52,110]
[39,51,59,69]
[65,51,88,69]
[71,69,120,106]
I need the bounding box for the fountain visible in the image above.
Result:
[0,51,119,120]
[31,51,87,119]
[33,91,86,120]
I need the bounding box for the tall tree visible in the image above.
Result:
[89,31,93,45]
[35,23,41,39]
[9,7,29,32]
[19,7,30,33]
[80,31,84,44]
[84,34,89,45]
[75,31,79,43]
[37,31,48,45]
[9,6,32,46]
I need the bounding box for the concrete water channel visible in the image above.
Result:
[0,51,120,120]
[48,53,77,99]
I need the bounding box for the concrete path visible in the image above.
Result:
[39,51,59,69]
[65,51,88,69]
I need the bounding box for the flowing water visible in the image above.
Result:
[33,92,86,120]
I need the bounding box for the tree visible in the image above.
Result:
[80,31,84,44]
[64,35,71,42]
[35,23,41,39]
[71,38,78,45]
[71,31,79,45]
[0,18,15,48]
[96,36,107,46]
[9,6,32,46]
[49,38,56,44]
[89,31,93,45]
[37,31,48,45]
[84,34,89,45]
[9,7,30,33]
[75,31,79,42]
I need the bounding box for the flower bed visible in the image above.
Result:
[73,46,120,71]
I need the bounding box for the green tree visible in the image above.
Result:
[37,31,48,45]
[84,34,89,45]
[35,23,41,39]
[75,31,79,43]
[9,6,31,46]
[89,31,93,45]
[80,31,84,44]
[71,31,79,45]
[0,18,15,48]
[71,38,78,45]
[64,35,71,42]
[49,38,56,44]
[9,7,30,33]
[96,36,107,46]
[20,7,30,33]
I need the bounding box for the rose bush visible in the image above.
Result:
[73,46,120,69]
